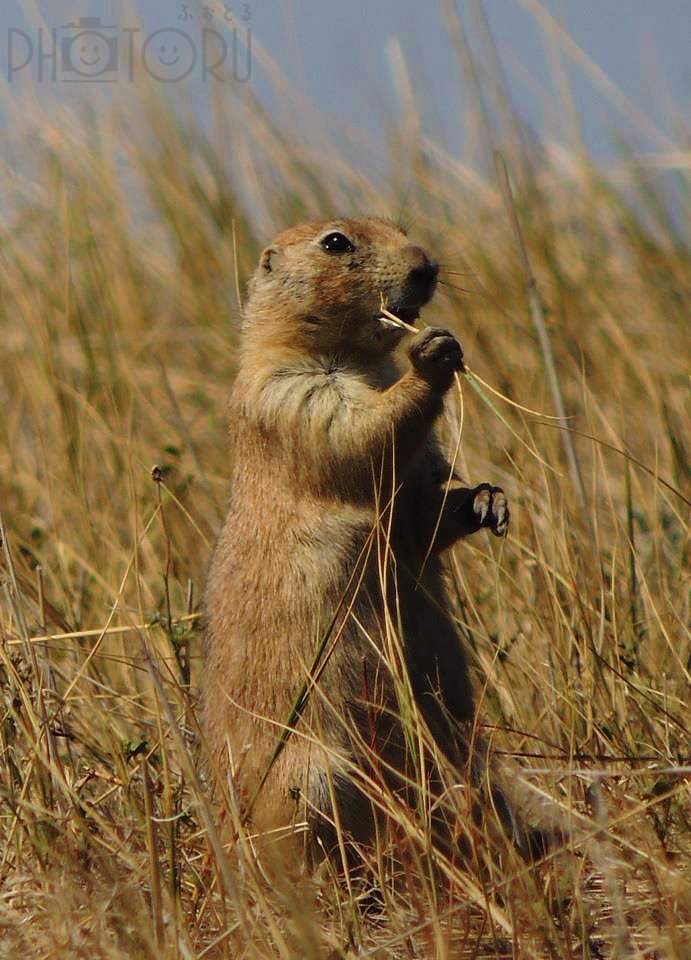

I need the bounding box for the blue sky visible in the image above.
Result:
[1,1,688,167]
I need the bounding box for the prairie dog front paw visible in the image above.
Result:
[469,484,509,537]
[452,483,510,538]
[407,327,465,388]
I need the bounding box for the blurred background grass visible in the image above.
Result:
[0,2,689,957]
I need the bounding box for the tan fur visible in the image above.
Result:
[202,216,520,865]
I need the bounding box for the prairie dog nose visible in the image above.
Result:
[404,245,439,284]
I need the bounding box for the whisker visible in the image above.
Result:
[438,267,478,277]
[437,279,471,295]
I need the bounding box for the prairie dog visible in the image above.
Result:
[203,217,516,864]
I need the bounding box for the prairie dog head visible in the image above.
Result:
[244,217,438,355]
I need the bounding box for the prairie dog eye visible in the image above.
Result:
[320,232,356,254]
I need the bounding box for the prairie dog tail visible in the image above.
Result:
[474,750,579,860]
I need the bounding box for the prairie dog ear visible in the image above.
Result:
[259,245,278,273]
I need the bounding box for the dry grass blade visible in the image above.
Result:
[494,150,587,510]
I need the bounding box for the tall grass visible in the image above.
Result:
[0,16,689,958]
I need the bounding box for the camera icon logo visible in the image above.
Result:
[61,17,119,81]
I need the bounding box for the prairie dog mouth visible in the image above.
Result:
[379,315,404,330]
[377,304,420,333]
